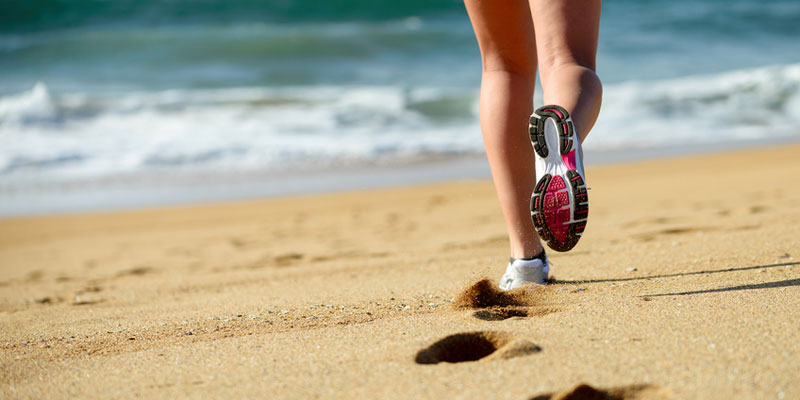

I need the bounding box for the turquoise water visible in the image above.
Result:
[1,0,799,182]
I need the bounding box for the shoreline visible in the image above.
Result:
[1,142,798,399]
[1,136,798,218]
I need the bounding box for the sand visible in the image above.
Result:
[1,144,799,399]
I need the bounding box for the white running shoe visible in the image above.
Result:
[499,255,550,290]
[529,105,589,252]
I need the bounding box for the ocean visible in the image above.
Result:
[1,0,799,214]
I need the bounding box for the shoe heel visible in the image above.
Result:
[533,105,575,155]
[529,113,549,158]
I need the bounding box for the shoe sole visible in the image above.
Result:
[529,105,588,252]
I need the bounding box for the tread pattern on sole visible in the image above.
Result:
[529,105,575,157]
[567,170,589,223]
[531,173,587,252]
[529,105,588,253]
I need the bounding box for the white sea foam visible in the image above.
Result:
[1,63,799,183]
[0,84,480,180]
[586,63,800,149]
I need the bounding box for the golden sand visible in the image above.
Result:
[1,144,799,398]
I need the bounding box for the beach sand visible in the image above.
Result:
[1,144,799,399]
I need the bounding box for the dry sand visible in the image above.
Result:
[1,144,799,399]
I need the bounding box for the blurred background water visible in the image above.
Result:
[1,0,799,213]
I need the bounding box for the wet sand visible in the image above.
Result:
[1,144,799,399]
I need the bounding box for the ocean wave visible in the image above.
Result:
[0,82,481,178]
[586,63,800,149]
[1,63,799,180]
[0,19,476,91]
[1,0,463,33]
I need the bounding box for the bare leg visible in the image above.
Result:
[464,0,543,259]
[531,0,603,140]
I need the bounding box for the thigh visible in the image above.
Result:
[464,0,537,75]
[530,0,601,77]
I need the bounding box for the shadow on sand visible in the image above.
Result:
[644,278,800,297]
[553,261,799,285]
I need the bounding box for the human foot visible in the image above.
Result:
[529,104,588,252]
[499,251,549,290]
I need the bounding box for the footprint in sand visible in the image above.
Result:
[274,253,304,266]
[529,383,671,400]
[115,265,154,278]
[415,331,541,364]
[25,270,44,282]
[413,279,557,364]
[424,281,671,397]
[633,226,714,242]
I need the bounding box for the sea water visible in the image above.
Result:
[1,0,799,213]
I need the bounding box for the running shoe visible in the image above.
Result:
[499,254,549,290]
[529,105,588,252]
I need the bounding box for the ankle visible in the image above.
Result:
[510,242,544,260]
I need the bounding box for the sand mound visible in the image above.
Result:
[415,331,541,364]
[453,278,547,309]
[530,383,671,400]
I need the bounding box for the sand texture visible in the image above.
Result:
[1,144,799,399]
